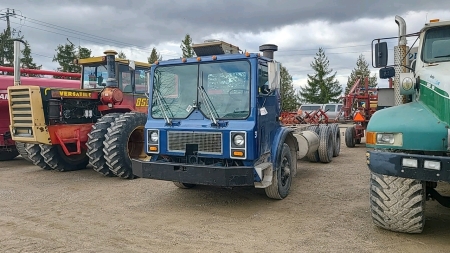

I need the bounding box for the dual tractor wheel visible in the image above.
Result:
[25,112,147,179]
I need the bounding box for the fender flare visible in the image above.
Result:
[270,127,298,170]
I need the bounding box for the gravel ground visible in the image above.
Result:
[1,128,449,253]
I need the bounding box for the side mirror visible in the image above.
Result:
[379,67,395,79]
[375,42,388,68]
[268,61,280,90]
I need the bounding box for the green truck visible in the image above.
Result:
[367,16,450,233]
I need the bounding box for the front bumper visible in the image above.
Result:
[131,159,255,187]
[366,150,450,182]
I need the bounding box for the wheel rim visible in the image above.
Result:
[280,156,291,187]
[127,126,145,159]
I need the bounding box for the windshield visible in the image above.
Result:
[422,26,450,63]
[82,65,108,89]
[151,60,251,120]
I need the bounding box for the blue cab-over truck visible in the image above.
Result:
[131,41,340,199]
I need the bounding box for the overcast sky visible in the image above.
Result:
[2,0,450,92]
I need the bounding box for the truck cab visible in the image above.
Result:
[131,41,321,199]
[366,17,450,234]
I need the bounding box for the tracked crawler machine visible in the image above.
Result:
[8,43,150,178]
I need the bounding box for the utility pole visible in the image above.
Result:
[0,8,18,36]
[0,8,19,72]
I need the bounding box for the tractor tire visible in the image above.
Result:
[265,143,293,200]
[173,182,196,189]
[306,125,320,163]
[86,113,123,177]
[40,144,89,172]
[331,124,341,157]
[15,142,32,162]
[345,126,356,148]
[26,144,52,170]
[370,172,425,234]
[317,125,333,163]
[0,148,19,161]
[103,112,147,179]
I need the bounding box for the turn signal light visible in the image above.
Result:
[366,132,376,145]
[233,151,244,157]
[430,19,440,23]
[149,146,158,152]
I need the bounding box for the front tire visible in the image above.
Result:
[265,143,293,200]
[370,172,426,233]
[345,126,356,148]
[103,112,147,179]
[15,142,32,162]
[26,144,52,170]
[40,144,89,172]
[86,113,123,177]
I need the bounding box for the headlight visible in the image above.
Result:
[150,131,158,142]
[233,134,245,146]
[376,133,395,144]
[401,77,414,91]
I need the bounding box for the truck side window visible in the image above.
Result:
[258,64,269,95]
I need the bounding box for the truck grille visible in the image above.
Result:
[167,131,222,154]
[9,87,33,137]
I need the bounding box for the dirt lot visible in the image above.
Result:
[1,128,450,253]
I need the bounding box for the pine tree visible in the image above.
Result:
[148,47,162,64]
[52,39,92,79]
[117,51,127,59]
[280,65,298,111]
[21,41,42,77]
[345,54,377,94]
[298,48,342,104]
[180,34,195,58]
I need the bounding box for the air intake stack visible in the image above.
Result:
[259,44,278,60]
[104,50,118,87]
[192,40,240,57]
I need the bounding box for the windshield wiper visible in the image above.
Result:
[153,86,173,125]
[198,85,220,125]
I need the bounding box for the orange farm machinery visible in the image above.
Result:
[0,66,80,161]
[7,40,151,179]
[337,76,392,147]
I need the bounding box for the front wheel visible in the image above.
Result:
[370,172,426,233]
[40,144,89,172]
[103,112,147,179]
[265,143,293,200]
[15,142,32,162]
[345,126,356,148]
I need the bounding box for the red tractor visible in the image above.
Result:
[0,66,80,161]
[8,49,151,179]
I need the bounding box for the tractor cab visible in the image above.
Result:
[75,51,150,94]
